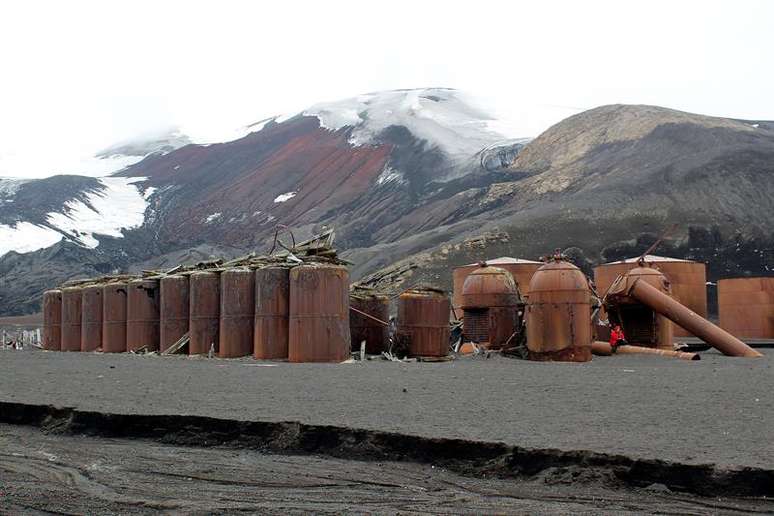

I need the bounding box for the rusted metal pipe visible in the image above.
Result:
[627,278,762,358]
[349,305,389,327]
[592,340,699,361]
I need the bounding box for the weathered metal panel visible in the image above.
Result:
[397,288,451,358]
[189,271,220,355]
[160,275,190,353]
[349,293,389,354]
[102,282,127,353]
[81,284,103,352]
[254,267,290,359]
[61,287,83,352]
[289,264,350,363]
[452,258,541,316]
[219,268,255,358]
[42,289,62,351]
[718,277,774,339]
[461,266,522,349]
[126,278,160,352]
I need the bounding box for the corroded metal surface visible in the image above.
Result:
[397,288,451,358]
[289,264,350,363]
[452,258,541,316]
[718,277,774,339]
[81,284,103,352]
[189,271,220,355]
[591,340,699,361]
[349,293,389,354]
[219,268,255,358]
[60,287,83,352]
[42,289,62,351]
[160,275,190,353]
[102,282,128,353]
[461,265,523,349]
[126,278,160,352]
[254,267,290,359]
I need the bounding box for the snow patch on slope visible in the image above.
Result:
[273,191,297,203]
[0,222,63,256]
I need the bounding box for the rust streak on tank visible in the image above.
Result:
[102,282,128,353]
[219,268,255,358]
[61,287,83,352]
[160,275,190,353]
[189,271,220,355]
[397,288,451,358]
[127,278,160,352]
[81,284,103,352]
[254,267,290,360]
[42,289,62,351]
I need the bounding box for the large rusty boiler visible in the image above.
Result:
[81,284,103,352]
[219,268,255,358]
[189,271,220,355]
[42,289,62,351]
[604,265,673,350]
[160,275,189,353]
[397,287,451,358]
[718,278,774,339]
[61,286,83,351]
[289,264,350,363]
[461,264,523,349]
[254,266,290,359]
[102,282,128,353]
[126,278,160,352]
[453,257,542,317]
[526,259,592,362]
[349,291,390,354]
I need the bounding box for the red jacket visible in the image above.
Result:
[610,327,625,345]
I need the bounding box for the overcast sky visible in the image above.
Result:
[1,0,772,178]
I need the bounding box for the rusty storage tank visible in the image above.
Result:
[254,266,290,359]
[102,282,128,353]
[42,289,62,351]
[397,287,451,358]
[526,259,592,362]
[126,278,160,352]
[189,271,220,355]
[81,284,103,352]
[160,275,189,353]
[718,277,774,339]
[594,255,706,337]
[453,257,541,317]
[61,286,83,351]
[219,268,255,358]
[461,264,523,349]
[349,290,390,354]
[604,265,674,349]
[289,264,350,363]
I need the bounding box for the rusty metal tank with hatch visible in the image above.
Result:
[453,257,542,317]
[189,271,220,355]
[42,289,62,351]
[289,264,350,363]
[718,277,774,339]
[160,275,189,353]
[254,266,290,359]
[397,287,451,357]
[461,264,523,349]
[102,282,128,353]
[219,268,255,358]
[126,278,160,351]
[526,258,592,362]
[61,286,83,351]
[81,284,103,352]
[349,290,390,354]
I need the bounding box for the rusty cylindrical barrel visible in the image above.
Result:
[397,288,451,358]
[591,341,699,361]
[42,289,62,351]
[219,268,255,358]
[160,275,190,353]
[526,259,592,362]
[189,271,220,355]
[349,292,390,355]
[61,287,83,351]
[126,278,160,352]
[254,266,290,359]
[461,265,522,349]
[289,264,351,363]
[81,284,103,352]
[102,282,128,353]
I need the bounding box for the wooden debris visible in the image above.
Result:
[161,333,190,356]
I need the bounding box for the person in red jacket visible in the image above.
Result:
[609,324,627,351]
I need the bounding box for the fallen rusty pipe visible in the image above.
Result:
[627,278,762,358]
[592,341,699,361]
[349,306,389,327]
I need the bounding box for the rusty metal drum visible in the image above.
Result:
[254,266,290,359]
[397,288,451,358]
[189,271,220,355]
[461,265,523,349]
[349,292,389,355]
[718,277,774,339]
[126,278,160,352]
[608,266,674,349]
[61,286,83,352]
[81,284,103,352]
[289,264,350,363]
[526,259,592,362]
[453,257,541,317]
[102,282,128,353]
[42,289,62,351]
[219,268,255,358]
[160,275,189,353]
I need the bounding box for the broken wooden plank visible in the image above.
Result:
[162,332,190,356]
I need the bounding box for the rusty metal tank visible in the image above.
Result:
[126,278,160,352]
[453,257,541,317]
[718,277,774,339]
[288,264,350,363]
[160,275,189,353]
[594,255,706,337]
[397,287,451,358]
[254,266,290,359]
[189,271,220,355]
[349,291,390,354]
[102,282,128,353]
[61,286,83,351]
[526,259,592,362]
[42,289,62,351]
[219,268,255,358]
[81,284,103,352]
[461,264,523,349]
